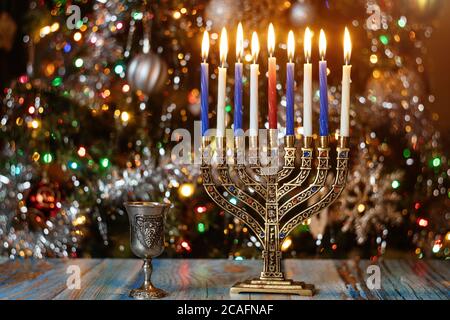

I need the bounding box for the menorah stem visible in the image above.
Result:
[261,244,283,279]
[260,130,284,280]
[261,175,284,280]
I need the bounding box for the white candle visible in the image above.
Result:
[340,27,352,137]
[249,31,260,137]
[303,27,313,137]
[216,27,228,138]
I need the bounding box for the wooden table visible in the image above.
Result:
[0,258,448,300]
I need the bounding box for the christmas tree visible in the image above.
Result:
[0,0,448,260]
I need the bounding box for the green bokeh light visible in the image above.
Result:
[380,35,389,45]
[52,77,62,87]
[403,148,411,158]
[100,158,110,168]
[197,223,205,233]
[132,11,143,20]
[391,180,400,189]
[42,153,53,164]
[432,157,441,168]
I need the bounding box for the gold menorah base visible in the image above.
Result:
[230,278,315,296]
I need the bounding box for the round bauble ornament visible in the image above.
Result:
[26,181,62,218]
[25,180,62,230]
[127,52,167,96]
[290,1,315,26]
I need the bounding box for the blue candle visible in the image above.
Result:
[200,31,209,136]
[286,30,295,136]
[234,23,244,135]
[318,30,328,136]
[201,62,209,135]
[234,62,243,134]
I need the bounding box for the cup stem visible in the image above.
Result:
[143,258,154,289]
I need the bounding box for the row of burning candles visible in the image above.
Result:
[200,23,352,140]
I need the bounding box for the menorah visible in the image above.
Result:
[200,131,349,296]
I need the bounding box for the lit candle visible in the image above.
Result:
[286,30,295,136]
[267,23,277,129]
[303,27,313,137]
[201,31,209,136]
[318,29,328,137]
[216,27,228,138]
[249,31,260,137]
[234,22,244,135]
[341,27,352,137]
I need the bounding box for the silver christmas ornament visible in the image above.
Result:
[127,52,167,96]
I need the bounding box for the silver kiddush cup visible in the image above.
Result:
[124,201,170,299]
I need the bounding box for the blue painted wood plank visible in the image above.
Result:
[54,259,141,300]
[0,259,447,300]
[0,259,98,300]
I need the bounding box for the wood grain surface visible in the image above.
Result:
[0,259,448,300]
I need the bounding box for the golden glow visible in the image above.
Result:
[236,22,244,61]
[319,29,327,60]
[173,11,181,19]
[417,0,428,10]
[304,27,312,63]
[268,23,275,56]
[281,237,292,251]
[30,119,40,129]
[201,31,209,62]
[357,204,366,213]
[179,183,195,198]
[219,27,228,67]
[120,111,130,122]
[50,22,59,32]
[73,216,86,226]
[251,32,260,63]
[370,54,378,64]
[344,27,352,64]
[287,30,295,62]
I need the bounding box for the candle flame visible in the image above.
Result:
[251,31,259,63]
[268,23,275,56]
[304,27,312,63]
[287,30,295,62]
[236,22,244,61]
[220,27,228,67]
[201,31,209,61]
[344,27,352,64]
[319,29,326,60]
